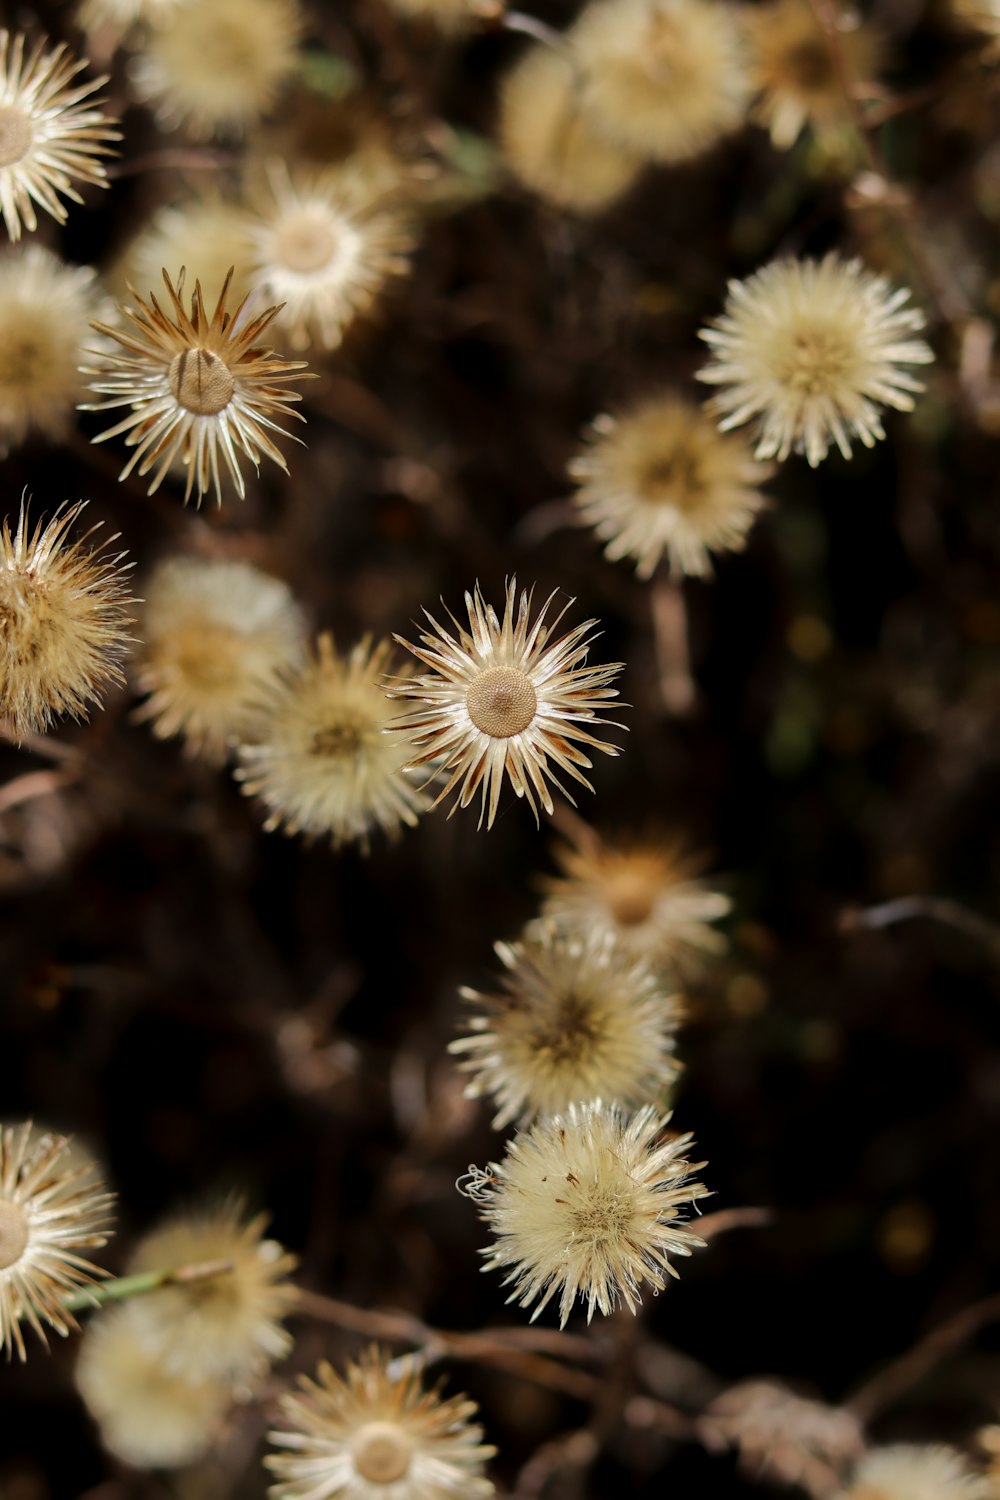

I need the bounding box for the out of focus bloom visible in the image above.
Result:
[246,161,413,351]
[388,578,625,830]
[834,1444,992,1500]
[237,634,431,850]
[569,392,771,579]
[78,0,193,34]
[130,0,303,138]
[745,0,882,149]
[266,1346,496,1500]
[698,254,934,466]
[702,1379,865,1491]
[950,0,1000,50]
[118,193,255,308]
[384,0,482,27]
[135,555,307,762]
[82,269,310,506]
[461,1099,708,1326]
[498,45,642,214]
[538,823,731,974]
[0,30,119,242]
[125,1199,297,1385]
[451,927,683,1127]
[0,245,105,453]
[76,1301,232,1467]
[0,499,134,739]
[570,0,751,163]
[0,1121,114,1360]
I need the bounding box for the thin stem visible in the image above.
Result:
[62,1258,235,1313]
[839,895,1000,957]
[847,1291,1000,1421]
[502,10,576,59]
[652,572,697,717]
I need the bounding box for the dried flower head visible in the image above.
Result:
[77,0,193,35]
[0,245,105,454]
[237,634,431,850]
[266,1346,496,1500]
[461,1099,708,1326]
[76,1300,232,1468]
[498,45,643,214]
[388,578,625,830]
[451,926,683,1127]
[119,193,256,309]
[0,1121,114,1360]
[702,1379,865,1492]
[0,30,119,243]
[82,268,310,506]
[538,823,731,974]
[950,0,1000,50]
[570,0,751,163]
[384,0,482,28]
[125,1199,297,1385]
[130,0,303,138]
[569,392,772,579]
[835,1444,992,1500]
[135,555,308,763]
[697,253,935,466]
[745,0,883,149]
[0,498,134,739]
[246,160,413,352]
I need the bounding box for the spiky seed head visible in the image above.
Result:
[835,1444,993,1500]
[0,1121,114,1360]
[745,0,883,149]
[697,253,935,467]
[461,1099,708,1326]
[388,577,626,830]
[266,1346,496,1500]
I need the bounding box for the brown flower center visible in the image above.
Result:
[605,870,656,927]
[638,450,702,509]
[0,1198,29,1270]
[310,718,365,757]
[466,665,537,739]
[168,349,235,415]
[785,38,835,92]
[275,216,338,275]
[777,325,854,396]
[0,107,32,168]
[352,1420,414,1484]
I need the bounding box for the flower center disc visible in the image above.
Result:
[606,871,656,927]
[168,349,235,415]
[0,107,32,167]
[0,1198,29,1270]
[275,216,338,275]
[466,665,537,739]
[352,1420,414,1484]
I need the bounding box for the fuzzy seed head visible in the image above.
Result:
[836,1445,993,1500]
[746,0,883,148]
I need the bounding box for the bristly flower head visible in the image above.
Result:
[451,926,683,1127]
[745,0,883,149]
[236,634,431,851]
[76,1300,232,1468]
[835,1444,992,1500]
[135,555,308,763]
[569,392,772,579]
[697,253,934,467]
[125,1198,297,1385]
[461,1099,708,1326]
[0,1121,115,1360]
[0,30,119,243]
[0,498,134,739]
[246,160,414,352]
[388,579,625,830]
[538,822,731,975]
[82,268,311,506]
[266,1346,496,1500]
[570,0,752,164]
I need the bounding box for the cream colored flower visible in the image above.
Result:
[498,44,642,214]
[451,926,683,1127]
[125,1199,297,1385]
[0,30,118,242]
[134,555,307,762]
[130,0,303,137]
[461,1099,708,1326]
[236,634,431,850]
[76,1300,232,1468]
[77,0,193,36]
[246,161,413,351]
[745,0,882,149]
[266,1347,495,1500]
[0,244,105,453]
[0,1121,114,1360]
[835,1444,992,1500]
[388,578,625,830]
[117,193,256,308]
[0,498,134,739]
[570,0,751,163]
[698,253,934,466]
[538,822,730,974]
[570,392,772,579]
[82,268,310,506]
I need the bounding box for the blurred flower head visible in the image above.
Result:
[117,192,256,309]
[835,1444,992,1500]
[745,0,882,149]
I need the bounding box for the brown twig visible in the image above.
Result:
[838,895,1000,958]
[847,1292,1000,1421]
